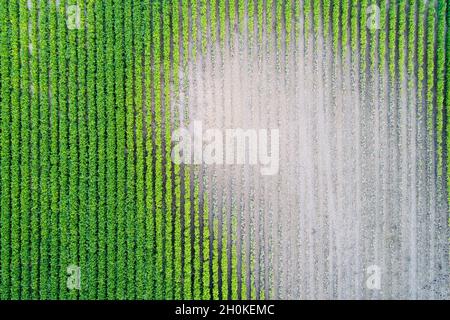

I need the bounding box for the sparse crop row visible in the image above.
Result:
[407,0,417,95]
[323,0,331,41]
[163,0,174,300]
[426,4,437,167]
[276,0,283,52]
[360,0,369,85]
[201,0,208,54]
[258,0,264,44]
[417,1,426,127]
[398,1,407,82]
[221,213,228,299]
[303,0,311,41]
[332,0,340,57]
[219,0,226,46]
[368,0,378,80]
[388,0,398,118]
[341,0,349,59]
[248,0,255,44]
[351,0,359,61]
[446,0,450,210]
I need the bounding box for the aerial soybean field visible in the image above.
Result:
[0,0,448,300]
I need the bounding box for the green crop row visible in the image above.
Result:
[426,4,436,167]
[152,1,164,299]
[323,0,331,41]
[94,0,107,300]
[172,1,183,300]
[341,0,349,59]
[105,0,117,299]
[369,0,378,82]
[163,1,174,299]
[144,0,154,300]
[303,0,311,42]
[446,0,450,211]
[361,0,369,85]
[49,0,60,299]
[19,0,31,300]
[332,0,340,55]
[125,0,136,299]
[57,0,69,300]
[407,0,417,94]
[87,0,98,300]
[0,0,11,300]
[181,0,192,300]
[425,2,437,230]
[436,1,446,182]
[78,0,89,300]
[10,0,21,300]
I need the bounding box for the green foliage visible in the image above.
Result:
[49,0,60,300]
[105,0,118,299]
[436,1,446,180]
[19,0,31,300]
[436,0,448,186]
[163,1,174,299]
[57,0,69,300]
[152,1,164,299]
[9,0,21,300]
[341,0,350,58]
[171,0,183,300]
[144,0,155,299]
[77,0,88,300]
[446,0,450,210]
[332,0,340,56]
[67,0,80,300]
[0,0,447,301]
[124,0,136,299]
[114,0,127,299]
[201,0,208,54]
[94,0,107,300]
[398,1,407,82]
[303,0,311,41]
[407,0,417,93]
[133,0,145,300]
[0,0,9,299]
[426,4,437,204]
